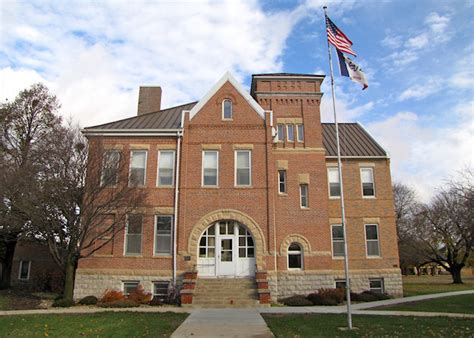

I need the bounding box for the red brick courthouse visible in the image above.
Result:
[75,73,402,304]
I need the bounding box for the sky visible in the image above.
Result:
[1,0,473,201]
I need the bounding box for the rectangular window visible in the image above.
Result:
[369,278,384,293]
[235,150,251,186]
[101,150,120,186]
[361,168,375,197]
[277,124,284,142]
[287,125,294,142]
[331,224,345,257]
[365,224,380,257]
[278,170,287,194]
[157,151,175,186]
[297,125,304,142]
[153,281,170,302]
[125,214,142,255]
[129,150,147,186]
[335,279,346,289]
[19,260,31,280]
[300,184,309,208]
[122,281,139,296]
[155,215,173,255]
[202,151,218,186]
[328,167,341,197]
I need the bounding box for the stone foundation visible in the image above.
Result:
[268,268,403,300]
[73,269,176,300]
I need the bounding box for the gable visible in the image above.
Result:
[189,72,265,120]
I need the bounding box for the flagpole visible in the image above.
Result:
[323,5,353,330]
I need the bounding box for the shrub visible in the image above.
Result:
[148,296,163,306]
[52,298,75,307]
[307,288,344,306]
[33,270,65,293]
[97,300,139,308]
[78,295,98,305]
[279,295,313,306]
[127,285,152,304]
[100,289,125,303]
[350,290,389,302]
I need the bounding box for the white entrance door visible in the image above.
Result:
[218,236,235,276]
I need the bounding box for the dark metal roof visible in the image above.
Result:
[84,102,197,130]
[322,123,387,157]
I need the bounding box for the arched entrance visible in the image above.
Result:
[197,220,256,277]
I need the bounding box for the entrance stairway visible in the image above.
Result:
[191,278,261,308]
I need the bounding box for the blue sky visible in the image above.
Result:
[0,0,473,200]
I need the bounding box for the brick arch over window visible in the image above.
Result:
[280,234,312,256]
[187,209,266,270]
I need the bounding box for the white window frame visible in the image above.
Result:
[278,170,287,194]
[202,150,219,187]
[157,150,175,187]
[235,150,252,187]
[365,224,381,257]
[287,242,303,270]
[154,215,173,256]
[334,279,346,289]
[327,167,341,198]
[369,278,384,293]
[128,150,148,187]
[300,184,309,208]
[18,260,31,280]
[100,150,120,187]
[124,214,143,256]
[222,99,233,120]
[286,125,294,142]
[122,280,140,296]
[296,124,304,142]
[276,124,284,142]
[360,167,376,198]
[331,224,345,259]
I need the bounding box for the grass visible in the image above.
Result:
[0,312,188,337]
[263,313,474,337]
[0,293,8,311]
[402,274,474,297]
[376,294,474,314]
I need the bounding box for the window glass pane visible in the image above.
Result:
[288,254,301,268]
[203,169,217,186]
[123,282,139,295]
[199,248,206,257]
[131,151,146,168]
[247,237,254,247]
[102,151,120,186]
[289,243,301,251]
[20,261,30,279]
[367,241,380,256]
[199,237,206,246]
[300,184,308,207]
[365,225,378,240]
[155,235,171,254]
[335,280,346,289]
[332,225,344,240]
[208,237,215,247]
[128,215,142,234]
[208,226,215,235]
[239,225,245,235]
[369,279,383,293]
[203,152,217,168]
[247,247,254,257]
[237,169,250,185]
[236,151,250,168]
[158,152,174,186]
[278,170,286,193]
[219,223,226,234]
[239,237,246,246]
[208,248,215,257]
[155,216,172,255]
[126,235,142,254]
[223,100,232,119]
[361,169,373,183]
[333,242,345,257]
[277,125,284,141]
[153,281,169,301]
[287,125,294,141]
[297,125,304,142]
[239,248,246,257]
[328,168,340,182]
[203,152,218,186]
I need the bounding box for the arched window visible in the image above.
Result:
[222,99,232,120]
[288,242,303,270]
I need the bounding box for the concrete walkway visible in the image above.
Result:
[171,309,274,338]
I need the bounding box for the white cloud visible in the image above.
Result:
[366,103,474,202]
[425,12,450,34]
[398,77,441,101]
[406,33,429,49]
[0,0,306,127]
[381,34,403,49]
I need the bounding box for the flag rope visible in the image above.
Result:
[323,5,353,330]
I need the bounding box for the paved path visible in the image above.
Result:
[171,309,274,338]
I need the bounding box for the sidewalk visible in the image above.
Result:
[171,309,274,338]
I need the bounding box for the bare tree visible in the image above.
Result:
[0,83,61,288]
[23,126,146,300]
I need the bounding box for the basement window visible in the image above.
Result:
[122,281,139,296]
[153,281,170,302]
[369,278,384,294]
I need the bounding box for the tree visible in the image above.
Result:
[417,170,474,283]
[23,126,146,300]
[0,83,61,288]
[393,182,427,274]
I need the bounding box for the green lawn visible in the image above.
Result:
[0,294,8,310]
[403,275,474,297]
[376,294,474,314]
[263,313,474,338]
[0,312,188,337]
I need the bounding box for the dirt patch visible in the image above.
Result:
[0,289,56,310]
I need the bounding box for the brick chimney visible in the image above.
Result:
[137,86,162,115]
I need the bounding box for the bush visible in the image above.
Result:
[100,289,124,303]
[350,290,390,302]
[127,285,152,304]
[33,270,65,293]
[52,298,75,307]
[148,296,163,306]
[97,300,139,308]
[307,288,344,306]
[78,295,98,305]
[279,295,313,306]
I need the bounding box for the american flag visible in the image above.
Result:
[325,15,357,56]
